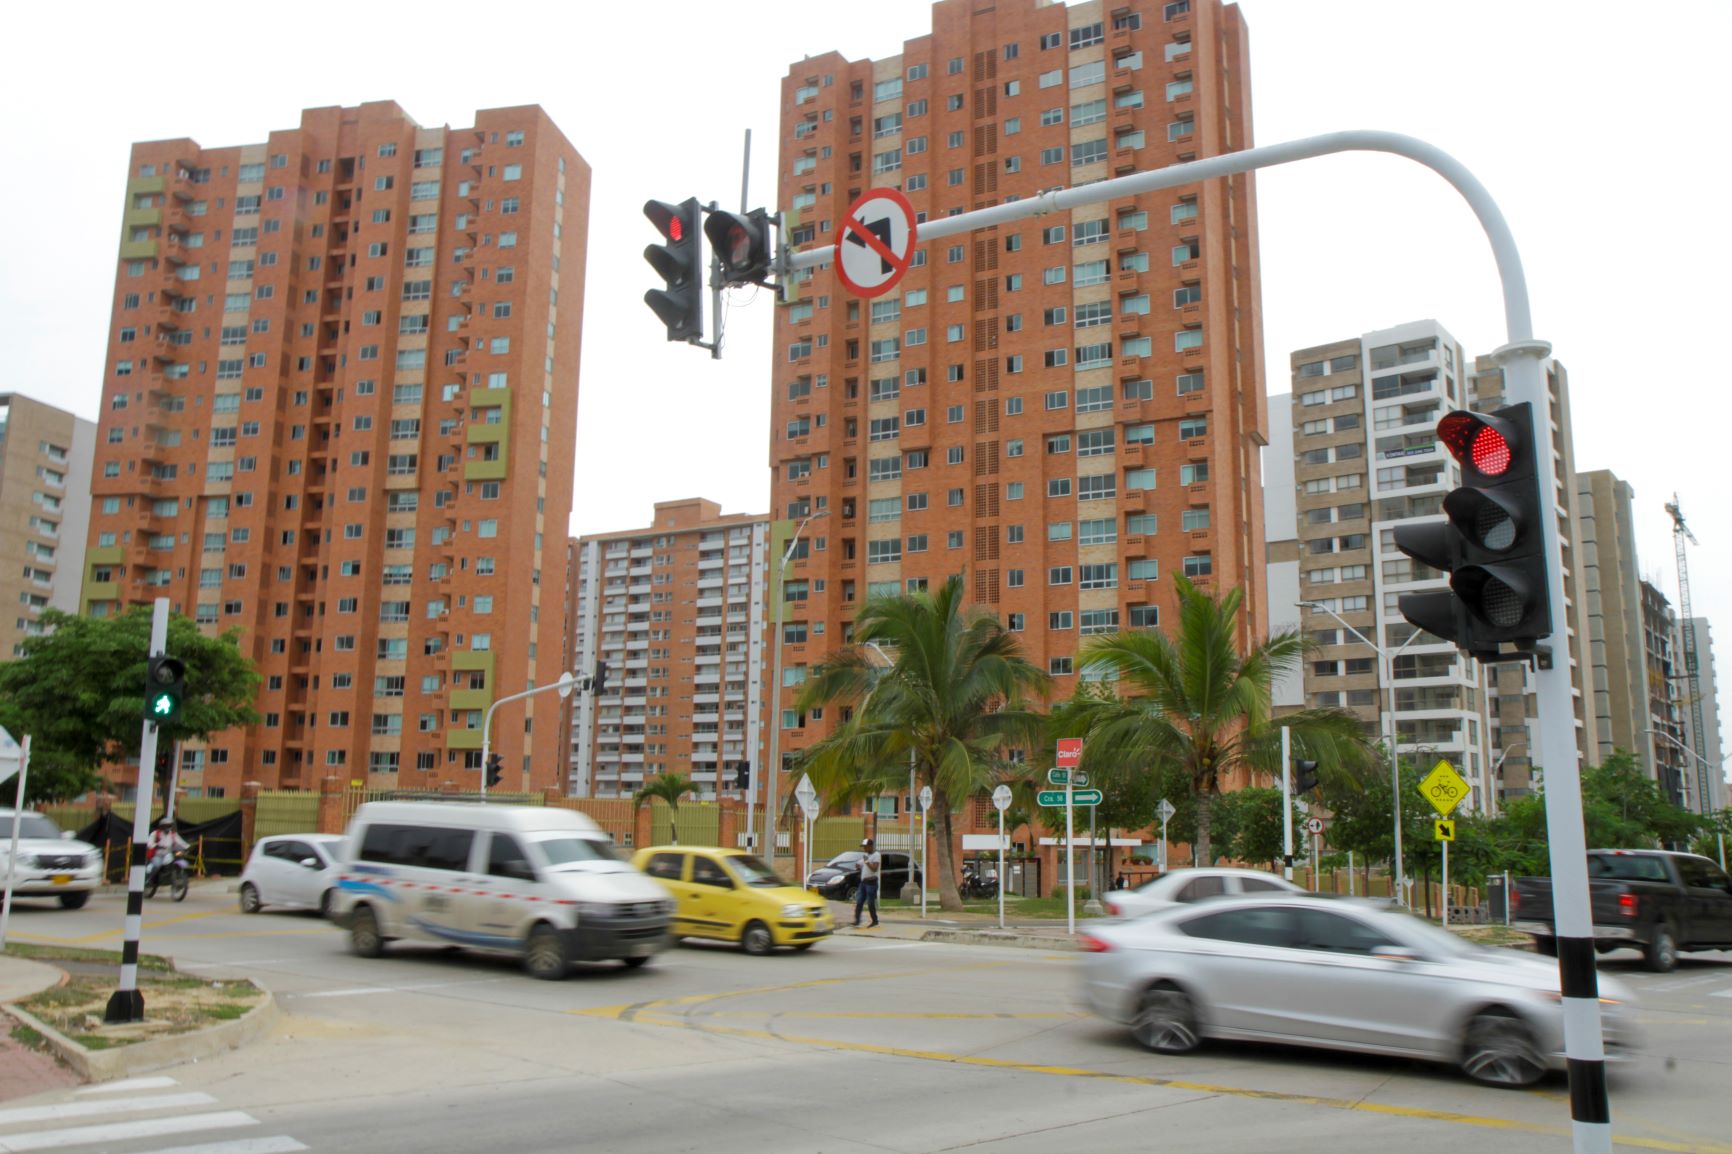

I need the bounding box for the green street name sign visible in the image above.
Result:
[1046,768,1089,787]
[1037,788,1102,807]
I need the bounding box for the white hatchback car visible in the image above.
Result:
[1105,867,1301,919]
[239,833,345,917]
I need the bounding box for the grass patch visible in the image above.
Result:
[4,942,172,971]
[1453,924,1534,949]
[10,1024,46,1050]
[12,952,265,1049]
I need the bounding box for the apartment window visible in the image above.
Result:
[1048,566,1073,586]
[1078,474,1116,501]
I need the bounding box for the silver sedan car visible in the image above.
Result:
[1104,867,1301,918]
[1080,895,1636,1086]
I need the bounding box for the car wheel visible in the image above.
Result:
[524,923,570,981]
[1644,925,1678,973]
[318,889,334,920]
[620,955,651,969]
[741,920,774,956]
[58,891,90,910]
[841,882,858,902]
[239,883,262,914]
[350,905,386,958]
[1532,936,1557,957]
[1460,1009,1546,1087]
[1132,983,1201,1054]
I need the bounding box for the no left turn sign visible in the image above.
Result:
[834,188,917,298]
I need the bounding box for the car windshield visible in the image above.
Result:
[534,835,622,868]
[825,852,864,868]
[1588,853,1670,882]
[727,854,788,888]
[2,813,62,841]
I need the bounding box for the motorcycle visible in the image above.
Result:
[144,850,191,901]
[961,862,999,901]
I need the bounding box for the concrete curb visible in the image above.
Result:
[920,928,1080,951]
[1,992,279,1083]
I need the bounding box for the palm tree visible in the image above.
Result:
[795,574,1050,912]
[1054,575,1374,866]
[633,773,696,844]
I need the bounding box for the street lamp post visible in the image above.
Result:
[1300,601,1422,906]
[1645,728,1726,870]
[763,509,828,862]
[480,671,581,797]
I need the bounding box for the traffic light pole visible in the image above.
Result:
[479,671,580,798]
[786,131,1607,1149]
[107,596,169,1025]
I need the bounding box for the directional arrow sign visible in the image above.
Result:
[1037,789,1102,807]
[1047,768,1089,787]
[834,188,917,299]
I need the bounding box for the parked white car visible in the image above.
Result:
[1104,867,1301,919]
[239,833,345,917]
[0,809,103,909]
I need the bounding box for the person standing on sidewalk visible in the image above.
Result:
[853,838,881,928]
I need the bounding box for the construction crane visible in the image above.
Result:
[1665,494,1708,814]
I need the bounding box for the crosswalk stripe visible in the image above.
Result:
[0,1094,216,1127]
[73,1077,179,1096]
[134,1138,307,1154]
[1710,987,1732,998]
[0,1109,257,1152]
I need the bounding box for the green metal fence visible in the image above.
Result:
[812,817,867,864]
[254,791,320,839]
[648,801,720,847]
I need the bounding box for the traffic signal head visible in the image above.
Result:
[643,198,704,343]
[1294,760,1320,794]
[485,753,504,790]
[591,661,608,696]
[704,208,774,287]
[1393,403,1552,659]
[144,655,186,725]
[735,761,750,790]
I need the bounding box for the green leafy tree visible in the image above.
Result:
[1051,576,1376,864]
[633,773,696,844]
[1224,786,1298,869]
[0,608,260,804]
[795,575,1050,912]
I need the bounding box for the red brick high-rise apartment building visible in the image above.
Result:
[767,0,1267,804]
[85,102,589,798]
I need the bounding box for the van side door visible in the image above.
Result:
[466,832,538,949]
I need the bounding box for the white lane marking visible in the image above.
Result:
[135,1138,307,1154]
[0,1093,217,1127]
[287,977,511,999]
[177,960,290,971]
[0,1110,257,1152]
[74,1076,179,1095]
[844,942,928,952]
[1709,986,1732,998]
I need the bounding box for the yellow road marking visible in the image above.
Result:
[60,909,229,942]
[574,971,1732,1154]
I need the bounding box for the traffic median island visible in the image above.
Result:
[1,942,277,1083]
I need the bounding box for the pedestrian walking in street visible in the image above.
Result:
[853,838,881,927]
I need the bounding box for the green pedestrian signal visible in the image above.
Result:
[144,655,186,725]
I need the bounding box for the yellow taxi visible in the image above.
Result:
[630,846,833,955]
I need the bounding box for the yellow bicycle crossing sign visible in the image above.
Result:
[1419,759,1469,816]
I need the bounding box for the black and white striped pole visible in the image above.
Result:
[105,597,169,1024]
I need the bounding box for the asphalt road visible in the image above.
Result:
[5,883,1730,1154]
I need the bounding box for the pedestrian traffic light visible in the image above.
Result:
[734,761,750,790]
[485,753,504,790]
[143,655,186,725]
[704,208,774,287]
[1393,403,1552,660]
[591,661,608,696]
[1294,759,1320,794]
[643,198,704,343]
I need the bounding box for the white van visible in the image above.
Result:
[329,802,673,979]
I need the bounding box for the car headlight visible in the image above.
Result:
[780,903,808,919]
[824,875,847,887]
[17,854,39,870]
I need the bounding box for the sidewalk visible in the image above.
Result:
[0,954,65,1003]
[826,900,1089,950]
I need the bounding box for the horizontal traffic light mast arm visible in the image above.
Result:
[785,129,1533,337]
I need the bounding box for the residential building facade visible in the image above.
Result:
[568,500,771,801]
[1641,580,1688,807]
[1576,469,1660,776]
[769,0,1268,816]
[85,101,589,798]
[0,394,96,657]
[1676,617,1726,813]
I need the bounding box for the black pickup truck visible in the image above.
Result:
[1512,850,1732,971]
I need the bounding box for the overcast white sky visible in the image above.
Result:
[5,1,1730,674]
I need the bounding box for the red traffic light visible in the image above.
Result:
[1438,411,1512,477]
